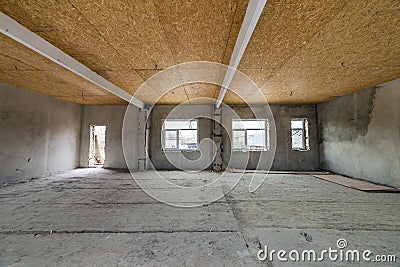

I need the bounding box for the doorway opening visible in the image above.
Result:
[89,125,106,167]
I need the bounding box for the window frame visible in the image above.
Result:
[291,118,310,151]
[232,119,269,152]
[162,119,199,151]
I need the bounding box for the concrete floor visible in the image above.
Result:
[0,169,399,266]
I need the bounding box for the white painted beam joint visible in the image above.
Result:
[216,0,267,108]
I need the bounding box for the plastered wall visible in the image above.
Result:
[80,105,139,169]
[148,104,319,171]
[0,83,82,184]
[148,105,214,170]
[318,79,400,188]
[222,105,319,170]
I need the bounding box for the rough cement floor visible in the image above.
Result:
[0,169,399,266]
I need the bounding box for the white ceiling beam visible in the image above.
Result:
[0,12,145,109]
[216,0,267,108]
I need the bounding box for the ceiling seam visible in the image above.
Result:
[151,0,189,101]
[134,68,165,71]
[0,53,40,71]
[221,0,239,64]
[217,0,239,99]
[133,70,151,85]
[66,0,122,63]
[66,0,147,91]
[216,0,268,107]
[151,1,177,64]
[258,1,352,90]
[67,0,137,101]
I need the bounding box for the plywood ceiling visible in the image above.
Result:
[0,34,125,104]
[239,0,400,104]
[0,0,399,105]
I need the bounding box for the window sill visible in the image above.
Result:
[232,149,269,152]
[162,149,200,152]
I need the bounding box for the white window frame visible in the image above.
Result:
[162,119,199,151]
[232,119,269,152]
[291,118,310,151]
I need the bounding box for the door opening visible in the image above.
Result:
[89,125,106,167]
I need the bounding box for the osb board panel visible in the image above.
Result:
[133,85,189,105]
[0,33,58,71]
[260,0,400,104]
[57,95,124,105]
[0,70,79,97]
[222,0,250,65]
[0,0,131,71]
[68,0,175,69]
[135,67,223,102]
[286,1,400,69]
[134,94,160,104]
[135,70,162,82]
[237,68,275,88]
[181,98,218,105]
[223,90,268,105]
[0,0,244,66]
[0,35,117,97]
[238,0,347,74]
[0,0,245,104]
[223,90,246,104]
[229,70,270,96]
[156,86,189,105]
[0,34,125,105]
[313,175,399,192]
[153,0,241,64]
[184,83,219,99]
[0,70,125,105]
[96,70,145,95]
[0,0,250,104]
[2,0,399,105]
[0,54,38,71]
[262,66,400,104]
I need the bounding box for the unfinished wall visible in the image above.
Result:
[148,105,214,170]
[0,83,82,184]
[318,79,400,188]
[222,105,319,170]
[80,105,139,169]
[149,104,319,171]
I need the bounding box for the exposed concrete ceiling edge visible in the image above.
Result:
[216,0,267,108]
[0,12,144,109]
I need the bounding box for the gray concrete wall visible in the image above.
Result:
[317,79,400,188]
[148,105,214,170]
[80,105,139,169]
[149,104,319,171]
[222,105,319,171]
[0,83,82,184]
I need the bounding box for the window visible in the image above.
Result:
[232,120,269,151]
[291,118,310,151]
[162,119,198,150]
